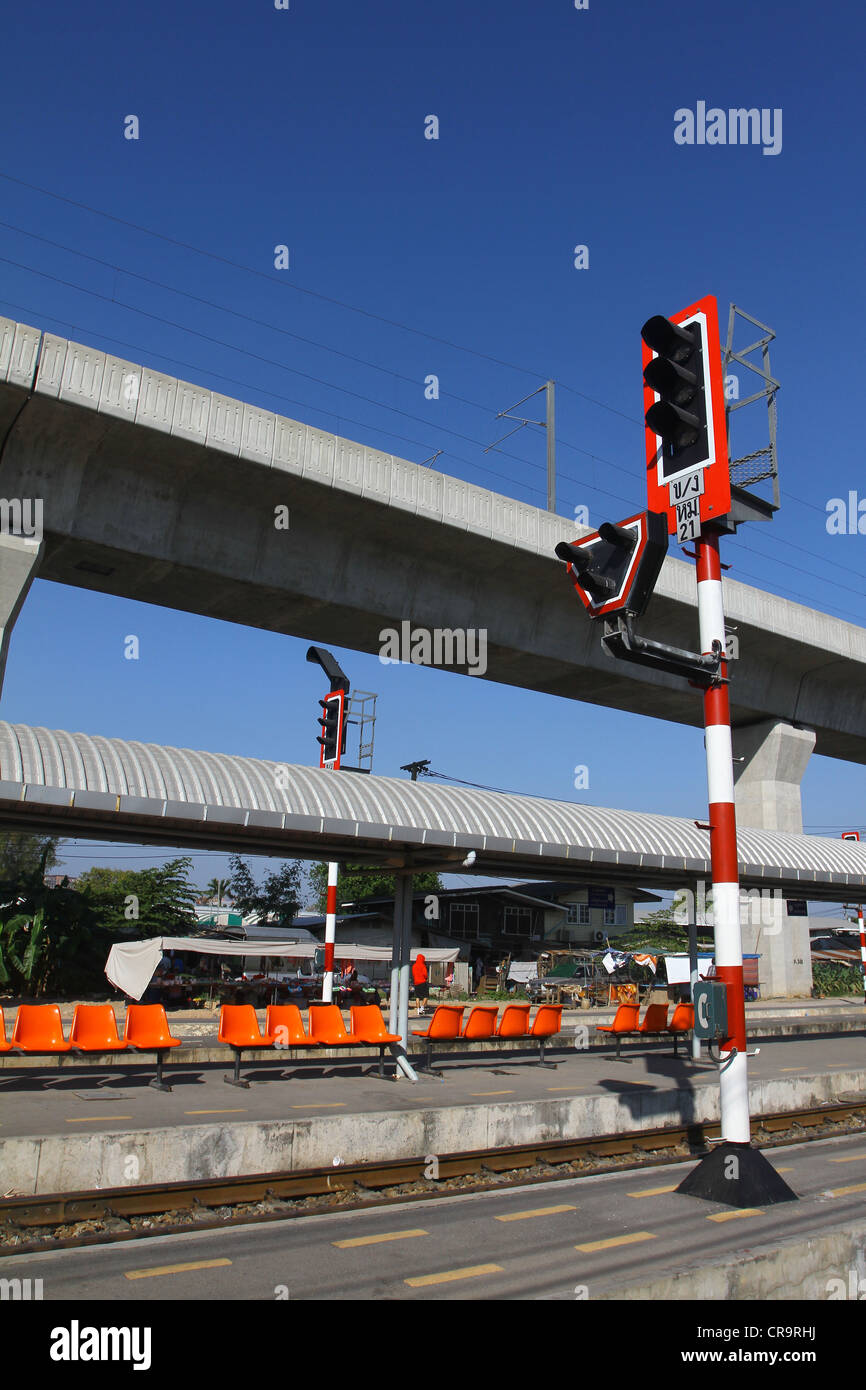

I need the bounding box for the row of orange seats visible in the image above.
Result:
[0,1003,180,1054]
[411,1003,562,1042]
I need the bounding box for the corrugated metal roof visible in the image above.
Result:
[1,721,864,899]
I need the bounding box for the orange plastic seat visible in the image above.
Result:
[219,1005,273,1087]
[351,1004,402,1078]
[265,1004,315,1049]
[639,1003,670,1034]
[123,1004,182,1050]
[461,1007,498,1039]
[596,1001,640,1058]
[306,1004,360,1047]
[411,1005,465,1077]
[0,1008,12,1053]
[668,1001,695,1033]
[69,1004,128,1052]
[668,1001,695,1055]
[350,1005,402,1047]
[596,1003,640,1035]
[411,1005,464,1040]
[122,1004,182,1091]
[11,1005,72,1053]
[496,1004,531,1038]
[530,1005,563,1065]
[218,1005,271,1049]
[530,1005,563,1038]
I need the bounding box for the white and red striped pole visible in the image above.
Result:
[322,861,339,1003]
[859,907,866,1006]
[696,529,750,1145]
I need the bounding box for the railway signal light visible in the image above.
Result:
[642,296,731,539]
[555,511,668,619]
[641,314,708,475]
[317,689,347,768]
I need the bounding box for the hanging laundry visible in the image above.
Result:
[601,950,628,974]
[633,953,658,973]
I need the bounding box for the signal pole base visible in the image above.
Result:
[676,1142,798,1208]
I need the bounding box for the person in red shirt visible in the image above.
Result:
[412,953,429,1016]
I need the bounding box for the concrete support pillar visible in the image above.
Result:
[733,720,816,998]
[0,533,43,702]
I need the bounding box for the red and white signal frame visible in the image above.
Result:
[319,688,346,770]
[643,293,731,538]
[563,511,660,619]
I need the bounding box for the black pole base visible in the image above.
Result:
[677,1142,798,1208]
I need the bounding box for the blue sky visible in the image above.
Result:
[1,0,863,903]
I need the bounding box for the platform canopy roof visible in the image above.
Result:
[1,722,865,902]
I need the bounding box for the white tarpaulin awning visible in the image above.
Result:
[507,961,538,983]
[663,955,714,985]
[105,936,460,1000]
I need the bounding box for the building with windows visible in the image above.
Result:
[303,880,661,963]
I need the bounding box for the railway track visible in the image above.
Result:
[2,1098,864,1255]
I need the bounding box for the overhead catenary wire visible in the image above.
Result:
[0,205,860,616]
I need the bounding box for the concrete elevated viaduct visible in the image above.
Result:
[0,316,860,978]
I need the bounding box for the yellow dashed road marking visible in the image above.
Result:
[829,1154,866,1163]
[627,1184,678,1197]
[67,1116,133,1123]
[576,1232,656,1253]
[333,1229,428,1248]
[184,1109,248,1115]
[495,1205,576,1222]
[290,1102,346,1109]
[707,1209,763,1222]
[826,1182,866,1197]
[125,1259,231,1280]
[406,1263,503,1287]
[470,1090,514,1096]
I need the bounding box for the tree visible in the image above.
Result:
[203,878,231,906]
[0,832,60,881]
[75,858,199,937]
[307,862,443,914]
[0,845,108,996]
[228,856,304,927]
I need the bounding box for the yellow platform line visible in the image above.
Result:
[290,1102,346,1109]
[406,1263,503,1287]
[826,1181,866,1197]
[67,1116,133,1123]
[125,1258,231,1280]
[333,1229,428,1248]
[470,1090,514,1096]
[495,1204,576,1222]
[184,1109,248,1115]
[707,1208,763,1222]
[627,1184,678,1197]
[829,1154,866,1163]
[576,1231,656,1253]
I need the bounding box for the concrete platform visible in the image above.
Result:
[0,1031,863,1197]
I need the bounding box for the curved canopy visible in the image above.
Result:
[1,722,864,900]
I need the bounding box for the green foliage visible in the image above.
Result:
[620,907,713,955]
[812,960,864,998]
[0,848,111,996]
[0,832,60,880]
[75,859,199,936]
[203,877,230,905]
[228,855,304,926]
[308,862,443,914]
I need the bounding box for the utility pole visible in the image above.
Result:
[400,759,430,782]
[485,381,556,512]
